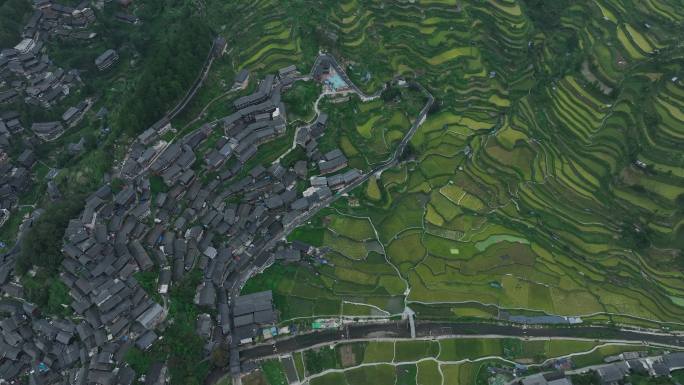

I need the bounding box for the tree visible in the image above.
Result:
[522,0,572,31]
[0,0,32,47]
[210,343,229,367]
[16,195,85,275]
[675,193,684,210]
[116,12,211,136]
[381,85,401,102]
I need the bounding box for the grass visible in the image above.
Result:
[394,341,439,362]
[304,347,340,375]
[294,352,306,379]
[438,339,503,362]
[328,215,376,241]
[572,345,647,368]
[363,342,395,363]
[365,176,382,201]
[416,360,441,385]
[396,364,418,385]
[282,81,322,122]
[345,364,395,385]
[261,360,288,385]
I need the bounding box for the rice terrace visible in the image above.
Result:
[242,0,684,329]
[233,0,684,382]
[1,0,684,384]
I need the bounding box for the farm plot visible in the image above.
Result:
[236,0,684,328]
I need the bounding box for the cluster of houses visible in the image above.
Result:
[295,112,364,195]
[38,182,167,384]
[0,0,100,111]
[211,73,288,165]
[0,61,363,384]
[520,351,684,385]
[28,1,97,41]
[0,111,24,143]
[231,291,277,345]
[0,39,82,110]
[0,110,86,214]
[0,178,173,384]
[0,299,139,385]
[0,64,343,384]
[62,98,93,128]
[0,147,35,231]
[0,0,106,169]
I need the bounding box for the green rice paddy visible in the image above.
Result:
[284,337,658,385]
[214,0,684,328]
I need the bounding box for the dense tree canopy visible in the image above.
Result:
[16,195,85,275]
[0,0,31,47]
[116,8,211,136]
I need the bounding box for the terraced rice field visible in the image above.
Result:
[218,0,684,327]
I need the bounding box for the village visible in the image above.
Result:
[517,350,684,385]
[2,1,684,385]
[0,1,390,383]
[0,0,143,258]
[0,25,395,382]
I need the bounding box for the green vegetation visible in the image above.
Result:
[416,360,441,385]
[10,0,215,306]
[315,89,425,171]
[294,352,306,380]
[3,0,684,383]
[116,2,211,136]
[396,364,417,385]
[292,338,649,385]
[6,0,682,335]
[282,81,321,122]
[394,341,439,362]
[363,341,395,363]
[304,347,340,375]
[134,271,162,304]
[16,196,86,275]
[346,364,395,385]
[0,0,31,47]
[22,274,72,318]
[123,348,153,379]
[261,360,288,385]
[241,0,684,327]
[572,344,649,368]
[125,269,210,385]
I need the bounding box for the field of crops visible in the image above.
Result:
[212,0,684,326]
[249,338,655,385]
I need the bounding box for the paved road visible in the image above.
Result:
[239,321,684,362]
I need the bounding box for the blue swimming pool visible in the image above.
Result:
[325,73,347,91]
